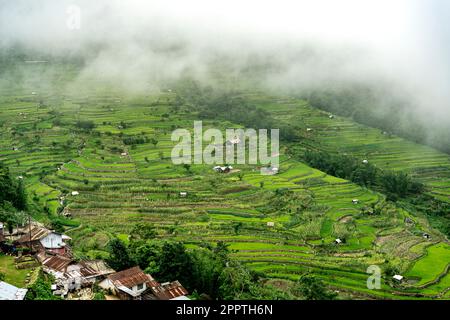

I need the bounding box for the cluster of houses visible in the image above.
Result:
[99,266,189,300]
[0,221,189,300]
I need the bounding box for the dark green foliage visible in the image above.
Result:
[302,150,424,198]
[50,220,65,233]
[118,238,290,300]
[26,272,61,300]
[130,222,157,241]
[198,94,275,130]
[128,240,160,270]
[380,171,424,201]
[306,87,450,154]
[75,120,95,131]
[122,135,148,145]
[106,238,133,271]
[0,162,27,211]
[151,242,194,287]
[294,273,337,300]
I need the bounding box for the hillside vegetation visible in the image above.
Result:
[0,63,449,300]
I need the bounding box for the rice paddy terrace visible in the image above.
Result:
[1,83,449,299]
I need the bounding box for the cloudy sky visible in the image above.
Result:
[1,0,449,118]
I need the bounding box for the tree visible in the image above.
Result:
[150,138,158,147]
[154,242,193,287]
[129,240,160,270]
[106,238,133,271]
[182,163,191,173]
[50,220,65,233]
[26,272,61,300]
[232,222,243,235]
[0,162,27,211]
[294,273,337,300]
[130,222,157,241]
[75,120,95,131]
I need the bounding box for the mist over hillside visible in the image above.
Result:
[1,0,450,151]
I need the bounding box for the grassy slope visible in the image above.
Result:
[0,67,449,299]
[0,255,30,287]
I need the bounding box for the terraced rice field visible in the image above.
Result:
[1,81,449,299]
[251,94,450,204]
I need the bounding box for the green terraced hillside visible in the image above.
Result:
[0,76,449,300]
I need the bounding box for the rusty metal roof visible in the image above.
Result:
[151,280,189,300]
[42,255,72,273]
[80,260,115,276]
[15,226,50,243]
[108,266,152,289]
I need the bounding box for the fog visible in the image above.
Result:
[1,0,450,136]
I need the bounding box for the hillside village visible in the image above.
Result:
[0,86,449,300]
[0,221,189,300]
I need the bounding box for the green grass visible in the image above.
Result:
[406,243,450,286]
[1,72,450,299]
[0,255,31,288]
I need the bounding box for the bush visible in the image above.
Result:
[75,120,95,131]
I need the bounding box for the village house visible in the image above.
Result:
[150,280,189,300]
[0,281,28,300]
[99,266,189,301]
[99,266,152,300]
[15,224,71,255]
[261,167,279,175]
[39,254,115,297]
[213,165,233,173]
[393,275,404,282]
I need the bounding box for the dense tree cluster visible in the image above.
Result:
[173,80,301,143]
[26,271,61,300]
[106,225,292,299]
[75,120,96,131]
[0,161,27,211]
[122,135,149,146]
[302,150,423,201]
[294,273,337,300]
[306,87,450,154]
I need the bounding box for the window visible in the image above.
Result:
[137,283,144,290]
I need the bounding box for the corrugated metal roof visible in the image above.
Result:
[15,226,50,243]
[42,255,72,273]
[170,295,190,300]
[80,260,115,276]
[0,281,28,300]
[108,266,152,289]
[151,280,189,300]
